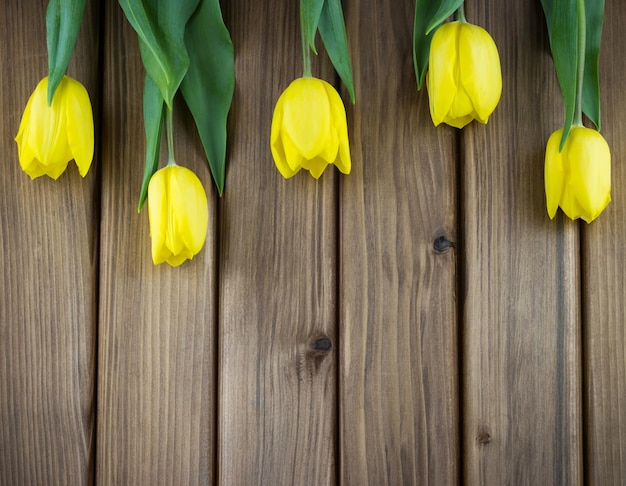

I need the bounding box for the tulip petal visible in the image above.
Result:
[30,78,73,167]
[64,77,95,177]
[428,22,460,127]
[459,23,502,124]
[567,128,611,222]
[545,129,565,219]
[148,169,170,264]
[281,78,334,160]
[301,157,329,179]
[324,81,351,174]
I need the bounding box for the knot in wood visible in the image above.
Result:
[312,337,332,352]
[433,235,454,253]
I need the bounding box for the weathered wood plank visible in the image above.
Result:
[218,0,337,483]
[0,1,99,484]
[96,3,217,483]
[461,2,583,484]
[339,1,459,484]
[583,2,626,483]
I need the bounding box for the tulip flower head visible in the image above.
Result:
[545,127,611,223]
[148,165,209,267]
[427,21,502,129]
[15,76,94,179]
[271,77,351,179]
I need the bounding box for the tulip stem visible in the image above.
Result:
[166,106,176,166]
[455,3,467,23]
[573,0,585,126]
[300,1,312,77]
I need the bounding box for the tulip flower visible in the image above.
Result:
[427,21,502,128]
[545,127,611,223]
[271,77,351,179]
[148,165,209,266]
[15,76,94,179]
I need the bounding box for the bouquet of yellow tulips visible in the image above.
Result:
[13,0,612,269]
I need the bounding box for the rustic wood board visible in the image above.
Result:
[217,0,337,483]
[339,1,459,483]
[461,2,583,484]
[0,1,99,483]
[96,3,217,483]
[583,1,626,483]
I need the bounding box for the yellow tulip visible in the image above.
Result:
[271,77,351,179]
[148,165,209,266]
[15,76,94,179]
[545,127,611,223]
[428,21,502,128]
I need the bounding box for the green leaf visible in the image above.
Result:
[180,0,235,196]
[46,0,86,103]
[301,0,324,53]
[550,0,578,148]
[582,0,604,130]
[318,0,355,103]
[118,0,199,108]
[138,75,165,212]
[413,0,444,89]
[425,0,463,34]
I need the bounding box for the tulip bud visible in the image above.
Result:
[427,21,502,128]
[270,77,351,179]
[545,127,611,223]
[148,165,209,266]
[15,76,94,179]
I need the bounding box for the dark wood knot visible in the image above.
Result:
[433,235,454,253]
[313,337,332,352]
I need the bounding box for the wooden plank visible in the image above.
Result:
[96,3,217,483]
[461,2,583,484]
[0,1,99,484]
[218,0,337,483]
[338,1,459,484]
[583,2,626,483]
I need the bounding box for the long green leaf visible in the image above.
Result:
[301,0,325,53]
[582,0,604,130]
[413,0,444,89]
[46,0,86,103]
[118,0,199,107]
[180,0,235,196]
[318,0,355,103]
[551,0,578,148]
[425,0,463,34]
[138,75,165,212]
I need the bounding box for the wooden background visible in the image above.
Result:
[1,0,625,484]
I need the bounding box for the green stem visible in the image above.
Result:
[166,106,177,166]
[573,0,586,126]
[455,3,467,22]
[300,1,312,77]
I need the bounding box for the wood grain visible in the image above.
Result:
[582,2,626,484]
[218,0,337,483]
[96,3,217,483]
[339,1,459,484]
[461,1,583,484]
[0,1,99,483]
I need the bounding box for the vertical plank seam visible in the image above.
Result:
[93,0,108,482]
[457,126,465,486]
[580,222,589,486]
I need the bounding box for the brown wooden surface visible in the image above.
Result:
[96,2,217,484]
[462,2,583,484]
[217,1,337,483]
[1,0,626,485]
[0,1,99,484]
[584,0,626,483]
[339,0,459,484]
